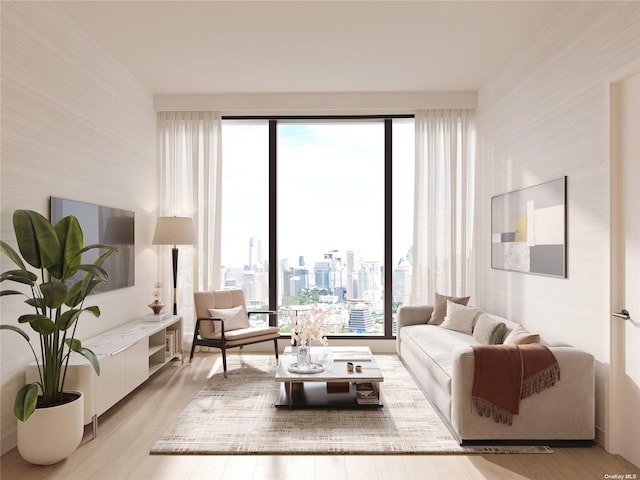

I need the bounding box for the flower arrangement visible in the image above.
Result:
[288,305,331,346]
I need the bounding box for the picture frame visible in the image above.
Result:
[491,177,567,278]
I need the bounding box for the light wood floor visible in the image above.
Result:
[1,353,638,480]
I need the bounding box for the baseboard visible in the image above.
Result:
[595,425,606,448]
[1,431,17,456]
[460,439,595,447]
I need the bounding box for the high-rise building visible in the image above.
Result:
[349,304,374,331]
[315,250,345,299]
[345,249,363,299]
[362,260,383,303]
[281,259,294,296]
[314,261,330,290]
[294,267,309,294]
[392,258,412,305]
[248,235,263,271]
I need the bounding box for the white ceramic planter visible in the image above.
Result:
[17,391,83,465]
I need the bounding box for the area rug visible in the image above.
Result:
[150,354,552,455]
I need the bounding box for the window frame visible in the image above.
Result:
[222,114,413,340]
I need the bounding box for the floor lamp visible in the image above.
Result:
[152,216,196,316]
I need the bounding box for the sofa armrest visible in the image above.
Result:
[450,345,595,441]
[396,305,434,354]
[397,305,434,329]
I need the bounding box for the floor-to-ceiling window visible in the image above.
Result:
[391,118,414,334]
[220,120,270,319]
[220,116,414,338]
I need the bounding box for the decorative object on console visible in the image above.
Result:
[0,210,116,464]
[152,216,196,315]
[148,299,165,315]
[149,281,165,315]
[491,176,567,277]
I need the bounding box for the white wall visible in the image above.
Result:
[474,2,640,446]
[0,2,157,453]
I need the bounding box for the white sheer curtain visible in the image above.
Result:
[157,111,222,331]
[411,109,475,306]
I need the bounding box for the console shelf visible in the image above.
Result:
[26,315,183,439]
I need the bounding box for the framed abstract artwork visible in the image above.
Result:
[491,177,566,278]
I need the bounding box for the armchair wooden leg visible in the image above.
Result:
[221,348,228,375]
[189,337,198,363]
[273,338,279,360]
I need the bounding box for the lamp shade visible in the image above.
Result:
[152,217,196,246]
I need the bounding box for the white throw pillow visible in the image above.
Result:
[207,305,249,333]
[472,314,507,345]
[440,300,479,335]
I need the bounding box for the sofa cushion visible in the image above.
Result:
[401,324,480,386]
[211,326,279,343]
[441,301,479,334]
[428,293,470,325]
[504,325,540,344]
[472,314,507,345]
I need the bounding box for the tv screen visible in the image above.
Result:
[50,197,134,294]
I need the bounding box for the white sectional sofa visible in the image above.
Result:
[396,303,595,445]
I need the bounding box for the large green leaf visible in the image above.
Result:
[18,314,56,336]
[1,289,27,297]
[78,243,117,258]
[40,282,68,309]
[76,264,108,282]
[0,240,27,270]
[0,324,30,342]
[66,339,100,376]
[14,383,39,422]
[77,270,105,300]
[57,309,81,331]
[18,314,46,324]
[64,281,84,308]
[13,210,61,275]
[24,297,46,309]
[0,270,37,286]
[54,216,83,281]
[84,305,101,317]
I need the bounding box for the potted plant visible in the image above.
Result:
[0,209,116,464]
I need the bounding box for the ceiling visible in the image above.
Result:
[54,1,566,95]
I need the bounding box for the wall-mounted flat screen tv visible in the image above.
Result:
[50,197,134,294]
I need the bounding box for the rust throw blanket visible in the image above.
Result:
[471,344,561,426]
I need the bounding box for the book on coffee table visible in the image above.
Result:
[356,383,379,404]
[332,348,372,362]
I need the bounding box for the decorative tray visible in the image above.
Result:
[287,362,325,374]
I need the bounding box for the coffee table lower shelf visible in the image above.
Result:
[275,381,383,409]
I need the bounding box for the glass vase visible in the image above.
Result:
[297,340,311,368]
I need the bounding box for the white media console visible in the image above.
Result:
[26,315,183,438]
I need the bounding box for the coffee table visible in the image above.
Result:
[274,346,384,409]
